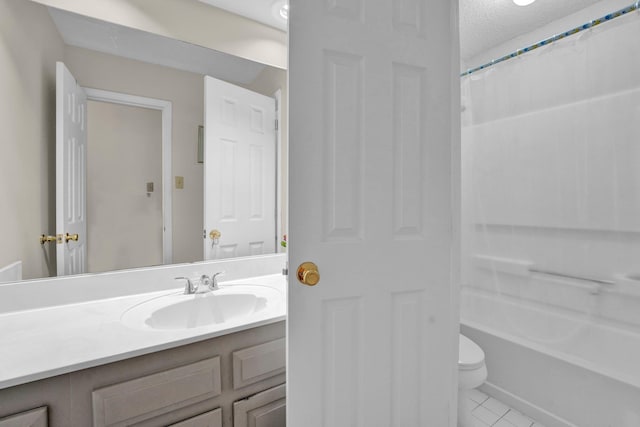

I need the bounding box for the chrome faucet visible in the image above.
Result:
[175,276,198,294]
[201,271,225,291]
[175,272,225,294]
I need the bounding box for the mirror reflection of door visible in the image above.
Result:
[56,62,88,276]
[203,76,277,260]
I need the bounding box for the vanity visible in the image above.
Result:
[0,255,287,427]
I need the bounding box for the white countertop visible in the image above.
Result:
[0,273,286,390]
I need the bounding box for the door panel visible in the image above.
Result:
[204,77,276,259]
[288,1,459,425]
[56,62,87,276]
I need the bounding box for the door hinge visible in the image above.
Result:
[203,229,206,239]
[275,118,279,131]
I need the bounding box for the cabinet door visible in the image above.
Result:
[0,407,47,427]
[233,384,285,427]
[169,407,222,427]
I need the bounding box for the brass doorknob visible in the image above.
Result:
[209,229,221,240]
[65,233,79,242]
[297,262,320,286]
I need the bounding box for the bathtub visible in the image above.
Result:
[461,288,640,427]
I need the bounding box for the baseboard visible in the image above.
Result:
[480,382,577,427]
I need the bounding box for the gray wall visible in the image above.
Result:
[86,101,163,273]
[0,0,65,279]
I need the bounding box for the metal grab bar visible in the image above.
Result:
[528,268,614,286]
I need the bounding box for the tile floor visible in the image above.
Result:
[467,388,546,427]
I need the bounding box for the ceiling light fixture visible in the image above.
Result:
[513,0,536,6]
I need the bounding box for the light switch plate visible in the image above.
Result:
[175,176,184,189]
[146,182,154,192]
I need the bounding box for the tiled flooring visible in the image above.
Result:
[467,388,546,427]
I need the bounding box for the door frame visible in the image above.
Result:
[82,88,173,264]
[274,88,284,253]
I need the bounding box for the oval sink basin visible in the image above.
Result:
[121,285,283,331]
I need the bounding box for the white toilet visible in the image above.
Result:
[458,334,487,427]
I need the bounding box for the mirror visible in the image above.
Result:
[0,0,288,282]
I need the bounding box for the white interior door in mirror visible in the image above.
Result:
[56,62,87,276]
[288,0,458,425]
[204,76,276,259]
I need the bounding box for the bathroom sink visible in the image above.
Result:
[121,285,283,330]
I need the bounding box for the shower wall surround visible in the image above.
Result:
[461,4,640,427]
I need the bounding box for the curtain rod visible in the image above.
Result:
[461,2,640,77]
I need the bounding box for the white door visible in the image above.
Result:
[56,62,88,276]
[204,76,276,259]
[288,1,459,426]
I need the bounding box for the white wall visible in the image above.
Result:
[86,101,163,273]
[30,0,287,70]
[0,0,65,279]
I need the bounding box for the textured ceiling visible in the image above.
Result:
[459,0,602,60]
[196,0,607,62]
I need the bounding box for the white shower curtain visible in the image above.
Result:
[460,9,640,384]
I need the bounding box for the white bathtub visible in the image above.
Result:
[462,288,640,427]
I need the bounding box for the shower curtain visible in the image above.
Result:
[460,9,640,386]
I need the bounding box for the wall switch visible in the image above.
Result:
[175,176,184,189]
[146,182,154,192]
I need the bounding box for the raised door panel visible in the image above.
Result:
[0,407,47,427]
[169,408,222,427]
[233,384,285,427]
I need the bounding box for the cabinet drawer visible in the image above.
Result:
[169,407,222,427]
[92,357,221,427]
[232,338,285,389]
[0,407,47,427]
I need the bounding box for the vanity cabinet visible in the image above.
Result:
[0,321,285,427]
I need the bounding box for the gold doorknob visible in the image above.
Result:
[209,229,221,240]
[65,233,79,242]
[39,235,57,245]
[297,262,320,286]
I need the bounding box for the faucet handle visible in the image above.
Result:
[210,271,226,290]
[175,276,197,294]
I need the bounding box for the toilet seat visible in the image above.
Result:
[458,334,485,371]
